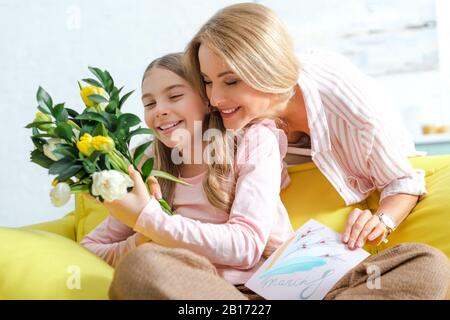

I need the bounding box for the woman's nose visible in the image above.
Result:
[209,85,226,108]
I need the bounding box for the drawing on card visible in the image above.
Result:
[245,219,371,300]
[260,226,345,279]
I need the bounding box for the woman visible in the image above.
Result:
[113,3,449,300]
[183,3,426,250]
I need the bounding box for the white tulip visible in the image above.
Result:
[50,182,71,207]
[43,138,65,161]
[91,170,134,201]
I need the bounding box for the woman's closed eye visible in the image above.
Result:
[203,79,212,86]
[225,79,239,86]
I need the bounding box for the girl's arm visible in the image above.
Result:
[80,215,149,267]
[80,145,154,267]
[105,125,283,270]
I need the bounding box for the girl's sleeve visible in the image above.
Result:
[80,215,138,267]
[133,124,282,270]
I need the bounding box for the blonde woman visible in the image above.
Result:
[184,3,425,251]
[123,3,449,299]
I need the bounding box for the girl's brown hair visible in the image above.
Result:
[142,53,236,212]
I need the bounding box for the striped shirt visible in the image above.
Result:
[296,49,427,205]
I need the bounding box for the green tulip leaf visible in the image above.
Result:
[118,113,141,129]
[82,78,102,87]
[30,149,54,169]
[76,112,110,128]
[119,90,135,109]
[151,170,192,186]
[141,157,154,181]
[132,140,152,168]
[87,94,109,104]
[55,122,74,141]
[36,86,53,112]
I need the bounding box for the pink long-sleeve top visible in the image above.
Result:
[80,120,295,284]
[296,49,427,205]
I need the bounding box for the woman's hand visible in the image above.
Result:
[341,208,388,250]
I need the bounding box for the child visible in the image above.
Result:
[80,52,294,299]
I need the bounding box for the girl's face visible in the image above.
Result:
[198,44,275,130]
[142,67,207,149]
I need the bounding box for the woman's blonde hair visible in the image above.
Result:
[184,2,300,105]
[142,53,236,213]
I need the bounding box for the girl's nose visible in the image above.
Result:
[155,109,169,118]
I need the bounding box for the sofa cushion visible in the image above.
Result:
[74,194,109,243]
[280,155,450,257]
[75,155,450,258]
[0,228,113,299]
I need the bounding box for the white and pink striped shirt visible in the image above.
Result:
[296,49,427,205]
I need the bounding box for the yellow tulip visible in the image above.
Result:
[92,135,115,154]
[76,133,95,156]
[80,85,109,110]
[79,133,93,142]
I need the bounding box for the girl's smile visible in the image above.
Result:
[156,120,185,136]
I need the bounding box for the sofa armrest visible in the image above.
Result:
[20,212,76,241]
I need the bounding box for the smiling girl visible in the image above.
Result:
[80,52,294,299]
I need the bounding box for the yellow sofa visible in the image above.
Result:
[1,155,449,299]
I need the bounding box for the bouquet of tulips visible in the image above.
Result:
[26,66,185,215]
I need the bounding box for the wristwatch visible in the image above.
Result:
[377,212,397,235]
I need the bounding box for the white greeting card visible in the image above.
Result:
[245,219,370,300]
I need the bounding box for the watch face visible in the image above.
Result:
[381,214,396,229]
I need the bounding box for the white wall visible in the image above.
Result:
[1,0,448,227]
[0,0,243,227]
[261,0,448,136]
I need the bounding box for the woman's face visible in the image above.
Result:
[142,67,207,149]
[198,44,275,130]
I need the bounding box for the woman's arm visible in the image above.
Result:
[341,122,426,249]
[319,51,426,249]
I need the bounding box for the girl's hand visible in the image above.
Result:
[341,208,388,250]
[83,165,152,228]
[136,153,161,200]
[147,176,162,200]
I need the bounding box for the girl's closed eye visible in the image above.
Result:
[144,101,156,109]
[203,79,212,86]
[169,94,184,101]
